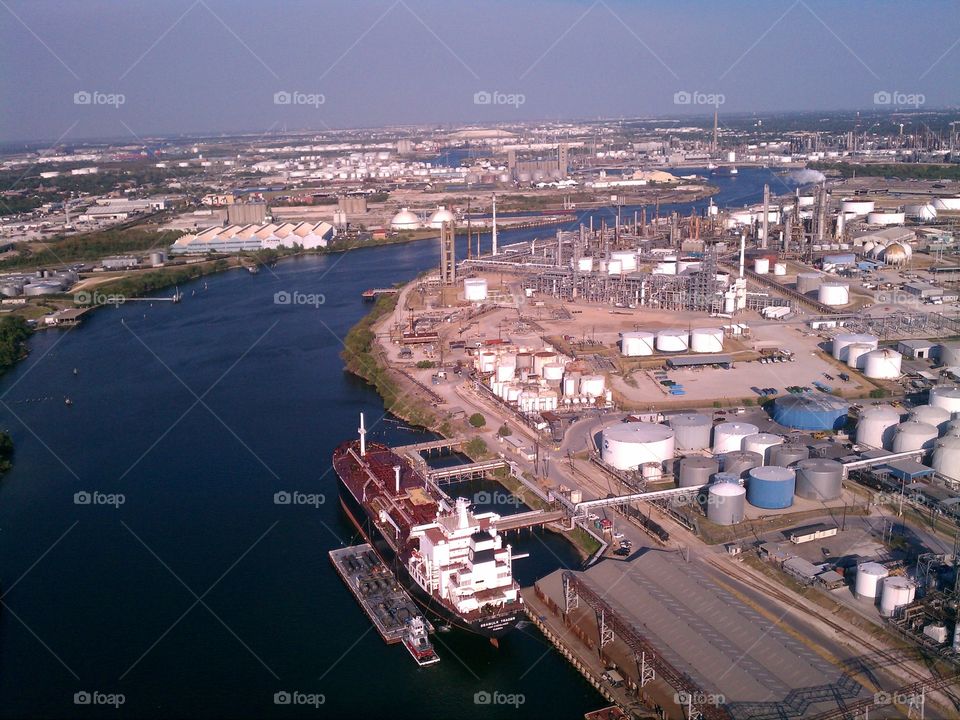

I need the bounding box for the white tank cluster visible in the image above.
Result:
[892,421,939,453]
[463,277,488,302]
[929,386,960,415]
[601,423,675,470]
[855,562,889,600]
[832,334,878,362]
[620,331,656,357]
[713,422,759,454]
[690,328,724,353]
[863,349,903,379]
[846,343,876,370]
[856,405,902,449]
[905,203,937,221]
[910,405,951,433]
[656,329,689,352]
[819,282,850,306]
[879,576,916,617]
[742,432,784,465]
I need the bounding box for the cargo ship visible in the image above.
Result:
[333,414,522,639]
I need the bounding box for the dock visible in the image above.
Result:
[329,544,433,645]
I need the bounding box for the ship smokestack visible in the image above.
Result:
[491,193,497,256]
[358,412,366,456]
[394,465,401,494]
[456,497,470,529]
[738,233,746,279]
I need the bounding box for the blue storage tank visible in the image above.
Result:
[772,394,849,431]
[746,466,795,509]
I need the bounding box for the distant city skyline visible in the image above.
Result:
[2,0,958,143]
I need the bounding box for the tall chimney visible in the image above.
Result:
[393,465,401,494]
[491,193,498,256]
[358,412,366,456]
[738,233,746,279]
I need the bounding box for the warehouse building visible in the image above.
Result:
[170,221,335,254]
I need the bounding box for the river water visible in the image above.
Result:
[0,168,790,719]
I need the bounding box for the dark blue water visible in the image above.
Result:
[0,169,773,719]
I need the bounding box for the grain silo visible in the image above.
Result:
[794,459,843,501]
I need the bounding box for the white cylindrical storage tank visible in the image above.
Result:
[819,282,850,306]
[794,458,843,501]
[879,576,915,617]
[855,562,889,600]
[841,198,875,216]
[532,351,558,375]
[798,194,815,208]
[610,250,637,272]
[495,364,516,382]
[542,363,565,381]
[832,334,878,361]
[707,483,746,525]
[479,352,497,373]
[641,463,663,482]
[929,386,960,415]
[846,343,876,370]
[866,210,906,226]
[857,405,901,449]
[654,261,677,275]
[932,197,960,211]
[579,375,605,398]
[743,433,785,465]
[754,258,770,275]
[678,456,719,488]
[932,436,960,481]
[656,329,688,352]
[910,405,951,433]
[562,375,578,397]
[516,352,532,371]
[892,421,938,453]
[505,385,521,403]
[621,331,655,357]
[773,262,787,276]
[713,422,760,454]
[690,328,724,353]
[863,349,902,379]
[463,277,488,301]
[607,259,623,275]
[577,256,593,272]
[668,413,713,451]
[601,423,675,470]
[796,272,822,295]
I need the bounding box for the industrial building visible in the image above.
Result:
[170,221,335,254]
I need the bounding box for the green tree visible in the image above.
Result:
[468,413,486,428]
[465,437,488,457]
[497,423,512,437]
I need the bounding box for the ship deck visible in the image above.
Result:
[329,543,434,645]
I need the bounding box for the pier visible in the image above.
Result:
[492,509,565,532]
[425,458,508,483]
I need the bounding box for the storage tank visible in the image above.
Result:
[601,423,676,470]
[796,272,822,295]
[579,375,605,398]
[607,259,623,276]
[532,351,558,375]
[678,456,719,488]
[516,352,533,371]
[712,422,760,454]
[932,197,960,211]
[863,349,902,379]
[773,262,787,276]
[463,277,488,301]
[866,210,906,226]
[746,466,796,509]
[542,363,565,381]
[932,436,960,481]
[819,282,850,306]
[769,443,809,467]
[943,419,960,438]
[909,405,951,433]
[668,413,713,451]
[610,250,637,273]
[754,258,770,275]
[855,562,889,599]
[773,394,849,431]
[891,421,938,453]
[712,472,741,485]
[794,459,843,501]
[840,198,875,216]
[879,576,916,617]
[656,329,689,352]
[929,386,960,415]
[846,343,876,370]
[722,450,764,478]
[577,256,593,272]
[742,433,785,464]
[22,281,63,296]
[832,333,879,361]
[689,328,724,353]
[707,483,746,525]
[495,364,516,382]
[620,331,656,357]
[856,405,902,449]
[479,352,497,373]
[562,375,578,397]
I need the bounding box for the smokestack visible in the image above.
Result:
[738,233,746,279]
[394,465,401,494]
[491,194,498,256]
[761,184,769,250]
[358,412,367,456]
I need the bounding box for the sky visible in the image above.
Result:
[1,0,958,143]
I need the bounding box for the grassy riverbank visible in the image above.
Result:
[0,316,32,476]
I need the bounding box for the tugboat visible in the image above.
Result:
[403,617,440,667]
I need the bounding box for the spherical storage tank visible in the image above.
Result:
[892,421,938,453]
[909,405,951,433]
[795,458,843,501]
[668,413,713,450]
[742,433,784,464]
[819,282,850,306]
[428,205,455,229]
[932,436,960,481]
[601,423,675,470]
[855,562,889,599]
[832,333,878,362]
[747,466,795,509]
[770,443,810,467]
[863,349,902,379]
[678,456,719,488]
[713,422,760,454]
[656,329,688,352]
[707,483,746,525]
[796,272,822,295]
[690,328,724,353]
[879,576,915,617]
[929,386,960,415]
[857,405,902,449]
[773,394,849,431]
[620,331,656,357]
[846,343,876,370]
[390,207,420,230]
[722,450,764,478]
[463,277,488,301]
